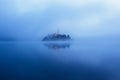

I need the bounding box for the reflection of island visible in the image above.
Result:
[44,43,70,50]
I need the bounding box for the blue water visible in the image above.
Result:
[0,40,120,80]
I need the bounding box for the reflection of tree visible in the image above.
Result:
[44,43,70,50]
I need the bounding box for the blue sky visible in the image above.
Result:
[0,0,120,40]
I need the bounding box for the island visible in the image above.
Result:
[42,32,71,41]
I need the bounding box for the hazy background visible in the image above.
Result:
[0,0,120,41]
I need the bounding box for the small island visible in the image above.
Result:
[42,31,71,41]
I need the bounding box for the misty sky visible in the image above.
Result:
[0,0,120,40]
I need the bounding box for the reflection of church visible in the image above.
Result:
[44,43,70,50]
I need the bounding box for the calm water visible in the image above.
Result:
[0,40,120,80]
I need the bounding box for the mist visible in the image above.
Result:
[1,1,120,80]
[0,0,120,41]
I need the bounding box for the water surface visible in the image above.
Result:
[0,40,120,80]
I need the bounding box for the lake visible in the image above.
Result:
[0,39,120,80]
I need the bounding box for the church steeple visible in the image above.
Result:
[57,29,59,34]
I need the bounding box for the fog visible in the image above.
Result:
[0,0,120,41]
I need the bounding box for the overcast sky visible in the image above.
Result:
[0,0,120,40]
